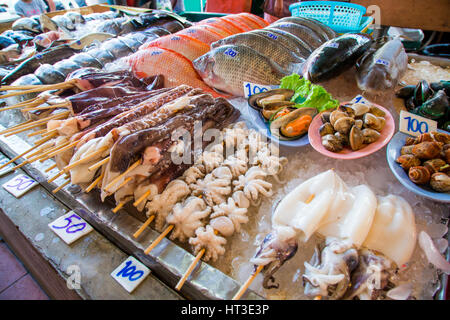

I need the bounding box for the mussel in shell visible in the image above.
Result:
[248,89,294,110]
[430,80,450,96]
[415,90,448,120]
[396,85,416,99]
[261,105,294,121]
[413,80,434,106]
[270,107,317,140]
[321,111,332,124]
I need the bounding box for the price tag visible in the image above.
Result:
[243,82,277,99]
[399,110,437,137]
[351,95,370,105]
[48,211,93,245]
[0,154,14,177]
[111,256,150,293]
[2,174,37,197]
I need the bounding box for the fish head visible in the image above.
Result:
[193,52,220,88]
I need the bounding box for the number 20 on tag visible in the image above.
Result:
[399,110,437,137]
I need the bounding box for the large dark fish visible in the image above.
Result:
[303,33,372,83]
[356,39,408,94]
[1,45,78,84]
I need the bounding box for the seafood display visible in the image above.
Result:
[248,74,338,140]
[194,16,334,96]
[0,7,447,302]
[249,170,422,299]
[396,131,450,193]
[396,80,449,131]
[356,38,408,94]
[319,99,387,152]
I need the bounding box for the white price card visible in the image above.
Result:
[351,95,370,105]
[399,110,438,137]
[48,211,93,245]
[243,82,278,98]
[0,154,14,177]
[111,256,150,293]
[2,174,38,197]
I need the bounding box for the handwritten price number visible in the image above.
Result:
[51,213,86,234]
[116,260,144,282]
[245,83,269,97]
[403,116,429,134]
[6,175,35,191]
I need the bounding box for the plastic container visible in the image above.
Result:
[289,1,371,33]
[388,27,424,51]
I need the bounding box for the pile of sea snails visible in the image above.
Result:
[396,131,450,193]
[319,102,386,152]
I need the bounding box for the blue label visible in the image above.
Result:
[267,33,278,40]
[151,51,163,56]
[224,48,238,58]
[375,59,390,67]
[170,36,181,41]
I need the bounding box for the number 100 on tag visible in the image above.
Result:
[399,110,437,137]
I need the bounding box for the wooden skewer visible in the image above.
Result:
[43,140,77,159]
[0,139,46,170]
[22,102,70,112]
[231,193,316,300]
[27,128,47,137]
[85,173,104,193]
[62,146,108,172]
[0,84,54,91]
[231,265,265,300]
[104,159,140,191]
[25,141,54,159]
[48,170,65,183]
[1,111,69,135]
[144,225,174,255]
[175,248,206,291]
[1,120,32,133]
[133,189,152,207]
[112,201,127,213]
[133,215,155,239]
[52,179,70,194]
[33,132,57,145]
[0,81,75,99]
[88,156,110,172]
[38,142,70,162]
[0,98,43,112]
[41,128,58,137]
[45,163,57,173]
[114,176,132,191]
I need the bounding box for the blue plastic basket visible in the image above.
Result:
[289,1,367,33]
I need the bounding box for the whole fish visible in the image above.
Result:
[143,34,210,61]
[12,18,41,34]
[356,39,408,94]
[1,45,78,84]
[276,16,336,41]
[249,28,312,58]
[269,22,324,49]
[303,33,372,83]
[211,32,304,71]
[193,44,289,96]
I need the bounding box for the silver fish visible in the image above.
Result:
[356,39,408,94]
[276,16,336,41]
[269,22,324,49]
[193,45,290,96]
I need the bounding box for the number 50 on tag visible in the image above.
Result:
[399,110,437,137]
